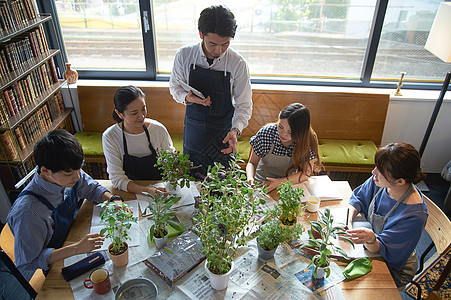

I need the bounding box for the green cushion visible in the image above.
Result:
[171,133,183,153]
[74,132,104,156]
[74,132,252,163]
[319,139,377,166]
[237,136,251,162]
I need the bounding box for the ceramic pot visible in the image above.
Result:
[205,260,234,290]
[154,233,168,249]
[313,265,327,279]
[63,63,78,84]
[109,242,128,267]
[164,181,180,193]
[257,241,277,260]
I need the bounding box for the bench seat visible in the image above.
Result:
[75,132,376,175]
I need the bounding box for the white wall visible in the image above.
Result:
[382,89,451,173]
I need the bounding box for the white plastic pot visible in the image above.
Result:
[205,260,234,290]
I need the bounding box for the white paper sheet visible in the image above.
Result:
[136,182,199,216]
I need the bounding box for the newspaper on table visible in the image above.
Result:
[143,230,205,286]
[136,181,199,215]
[175,239,339,300]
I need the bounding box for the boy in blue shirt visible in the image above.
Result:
[6,129,124,273]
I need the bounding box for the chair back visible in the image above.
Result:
[0,223,16,262]
[0,223,45,294]
[0,249,37,299]
[423,195,451,255]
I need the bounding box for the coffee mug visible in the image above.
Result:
[83,268,111,295]
[306,195,320,213]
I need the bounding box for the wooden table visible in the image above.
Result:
[37,180,400,299]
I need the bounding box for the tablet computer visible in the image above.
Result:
[176,79,206,99]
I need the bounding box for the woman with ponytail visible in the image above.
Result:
[346,142,428,290]
[246,103,321,192]
[102,86,174,196]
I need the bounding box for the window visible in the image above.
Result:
[49,0,447,87]
[372,0,449,81]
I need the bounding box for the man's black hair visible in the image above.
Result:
[198,5,237,38]
[34,129,84,173]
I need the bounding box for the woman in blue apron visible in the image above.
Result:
[103,86,175,195]
[346,143,428,289]
[183,63,234,177]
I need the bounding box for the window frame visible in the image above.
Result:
[40,0,446,90]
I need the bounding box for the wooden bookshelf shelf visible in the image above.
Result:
[0,15,52,43]
[0,6,75,191]
[0,49,60,91]
[0,80,66,131]
[1,108,73,164]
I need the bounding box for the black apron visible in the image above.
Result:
[18,181,80,249]
[183,64,234,177]
[122,123,161,180]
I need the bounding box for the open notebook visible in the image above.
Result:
[292,175,342,202]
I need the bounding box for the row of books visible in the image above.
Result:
[0,58,58,125]
[0,90,66,161]
[10,155,35,182]
[83,162,109,180]
[0,25,49,75]
[0,0,39,32]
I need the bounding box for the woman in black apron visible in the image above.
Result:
[103,86,174,196]
[346,143,428,289]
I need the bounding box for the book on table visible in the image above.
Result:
[292,175,342,202]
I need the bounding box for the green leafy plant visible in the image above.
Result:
[143,191,183,238]
[98,201,138,255]
[299,206,354,278]
[277,180,305,225]
[195,155,267,275]
[257,205,304,251]
[155,150,195,190]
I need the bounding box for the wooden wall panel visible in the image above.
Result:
[77,85,389,145]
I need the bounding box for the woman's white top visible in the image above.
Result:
[102,118,175,191]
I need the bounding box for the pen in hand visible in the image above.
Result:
[345,207,349,230]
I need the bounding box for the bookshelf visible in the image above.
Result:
[0,1,75,192]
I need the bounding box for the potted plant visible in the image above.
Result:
[98,201,137,267]
[277,180,305,226]
[143,191,184,249]
[195,156,267,290]
[256,205,304,260]
[155,150,195,192]
[299,206,354,279]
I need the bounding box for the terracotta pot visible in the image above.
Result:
[205,260,234,290]
[63,63,78,84]
[109,242,129,267]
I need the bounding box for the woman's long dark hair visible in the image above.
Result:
[112,85,145,123]
[279,103,321,179]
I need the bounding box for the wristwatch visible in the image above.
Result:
[231,127,241,136]
[109,195,123,202]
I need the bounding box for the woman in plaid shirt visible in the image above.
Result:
[246,103,321,192]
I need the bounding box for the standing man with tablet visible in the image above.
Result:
[169,5,252,178]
